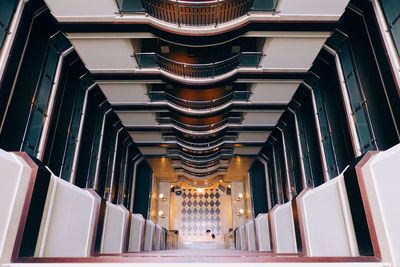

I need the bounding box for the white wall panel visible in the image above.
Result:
[297,177,358,256]
[98,83,150,104]
[44,0,118,18]
[116,112,158,126]
[279,0,349,17]
[260,37,327,71]
[0,151,32,264]
[69,38,136,71]
[360,144,400,267]
[249,81,300,103]
[270,203,297,253]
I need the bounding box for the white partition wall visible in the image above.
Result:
[128,214,145,252]
[239,224,248,250]
[143,220,155,251]
[296,176,359,256]
[0,151,32,264]
[153,224,162,251]
[35,175,100,257]
[358,144,400,267]
[255,213,271,252]
[100,202,130,254]
[245,220,257,251]
[270,203,297,253]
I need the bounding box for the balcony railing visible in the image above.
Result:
[149,90,251,110]
[143,0,253,26]
[135,52,262,78]
[171,117,241,132]
[116,0,277,26]
[169,148,232,163]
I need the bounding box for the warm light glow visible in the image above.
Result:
[159,193,167,202]
[237,193,244,201]
[196,188,205,193]
[219,179,223,183]
[228,184,231,188]
[158,210,166,218]
[237,209,244,216]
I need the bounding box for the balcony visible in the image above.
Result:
[167,135,237,151]
[149,90,251,110]
[165,116,242,135]
[169,148,232,163]
[135,51,262,78]
[116,0,277,27]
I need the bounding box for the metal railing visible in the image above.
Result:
[149,90,251,110]
[169,148,232,163]
[143,0,253,26]
[171,117,241,132]
[116,0,278,26]
[135,52,262,78]
[175,167,227,177]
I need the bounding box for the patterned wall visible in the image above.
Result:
[170,187,232,237]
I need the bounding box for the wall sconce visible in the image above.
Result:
[237,193,243,201]
[159,193,167,202]
[237,209,244,216]
[158,210,166,218]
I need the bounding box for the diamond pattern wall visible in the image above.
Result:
[180,189,222,236]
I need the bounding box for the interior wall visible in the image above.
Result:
[231,181,246,228]
[169,184,232,243]
[157,181,171,229]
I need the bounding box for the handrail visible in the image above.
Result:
[116,0,278,26]
[171,117,241,132]
[142,0,253,26]
[149,90,251,110]
[169,149,232,163]
[135,51,262,78]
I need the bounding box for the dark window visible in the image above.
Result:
[74,87,104,188]
[293,88,324,187]
[43,57,87,180]
[271,135,288,202]
[280,113,303,194]
[329,29,399,153]
[132,160,153,217]
[380,0,400,55]
[0,0,18,48]
[249,160,268,216]
[261,143,279,207]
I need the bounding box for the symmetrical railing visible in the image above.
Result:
[116,0,278,26]
[135,52,262,78]
[143,0,253,26]
[171,117,241,132]
[169,148,232,163]
[182,159,222,168]
[149,90,251,109]
[175,167,227,177]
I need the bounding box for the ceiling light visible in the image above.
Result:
[159,193,167,202]
[237,193,244,201]
[237,209,244,216]
[197,188,205,193]
[158,210,166,218]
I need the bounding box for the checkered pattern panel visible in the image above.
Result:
[180,189,222,236]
